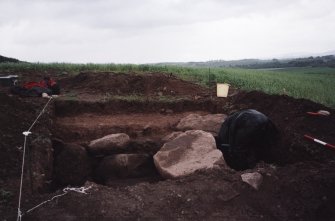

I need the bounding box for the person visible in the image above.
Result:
[11,77,60,97]
[217,109,278,170]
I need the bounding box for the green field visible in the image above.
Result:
[166,66,335,108]
[0,63,334,108]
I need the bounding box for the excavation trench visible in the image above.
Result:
[49,93,335,190]
[50,98,222,188]
[3,72,335,220]
[14,71,334,193]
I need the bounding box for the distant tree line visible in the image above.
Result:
[1,53,335,68]
[238,55,335,68]
[156,55,335,69]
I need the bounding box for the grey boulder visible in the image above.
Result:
[176,114,227,136]
[96,154,154,182]
[54,143,91,186]
[30,136,54,192]
[88,133,130,154]
[154,130,225,179]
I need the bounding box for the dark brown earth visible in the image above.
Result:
[59,71,208,97]
[1,71,335,220]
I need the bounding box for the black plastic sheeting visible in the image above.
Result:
[217,109,279,170]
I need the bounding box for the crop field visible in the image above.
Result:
[160,66,335,108]
[1,63,334,108]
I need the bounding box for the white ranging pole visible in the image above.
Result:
[304,134,335,150]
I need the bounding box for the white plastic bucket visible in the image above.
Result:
[216,83,230,97]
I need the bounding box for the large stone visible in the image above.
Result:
[88,133,130,154]
[176,114,227,136]
[96,154,154,182]
[154,130,225,179]
[54,143,91,186]
[30,135,54,193]
[241,172,263,190]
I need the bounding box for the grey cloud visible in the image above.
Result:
[1,0,334,63]
[0,0,297,30]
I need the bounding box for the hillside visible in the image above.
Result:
[0,55,20,63]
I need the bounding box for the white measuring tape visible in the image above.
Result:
[17,97,53,221]
[25,186,92,215]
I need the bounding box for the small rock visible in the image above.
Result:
[241,172,263,190]
[194,95,201,100]
[142,124,153,136]
[165,109,174,114]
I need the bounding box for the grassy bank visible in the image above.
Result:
[0,63,334,108]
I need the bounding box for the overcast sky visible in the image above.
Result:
[1,0,335,63]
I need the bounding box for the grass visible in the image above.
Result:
[61,92,79,101]
[1,62,334,108]
[170,67,335,108]
[0,62,169,74]
[204,67,335,107]
[102,94,189,103]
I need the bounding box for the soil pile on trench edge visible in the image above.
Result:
[59,71,208,96]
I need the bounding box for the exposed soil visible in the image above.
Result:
[58,71,209,101]
[24,162,335,221]
[53,112,207,143]
[0,93,54,219]
[1,70,335,220]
